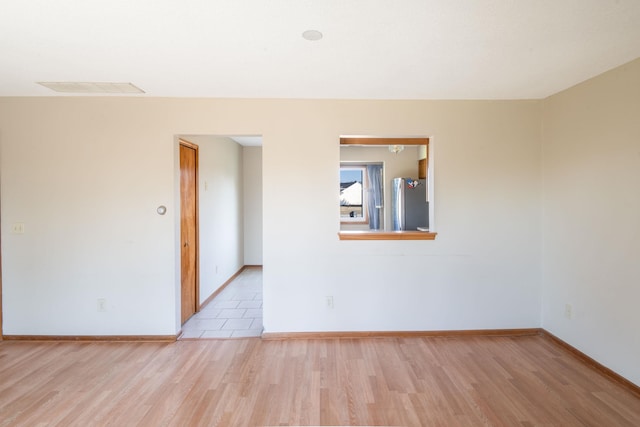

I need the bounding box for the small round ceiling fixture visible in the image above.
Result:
[302,30,323,41]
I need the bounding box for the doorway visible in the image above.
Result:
[179,139,199,324]
[176,135,263,334]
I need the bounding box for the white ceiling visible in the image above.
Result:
[182,135,262,147]
[1,1,640,100]
[229,136,262,147]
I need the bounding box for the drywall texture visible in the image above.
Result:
[264,100,543,333]
[1,100,177,335]
[184,135,244,305]
[0,97,542,336]
[243,146,263,265]
[542,58,640,386]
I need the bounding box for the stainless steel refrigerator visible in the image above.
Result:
[391,178,429,231]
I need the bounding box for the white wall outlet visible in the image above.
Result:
[564,303,573,319]
[11,223,25,234]
[325,296,334,309]
[97,298,107,312]
[215,265,219,274]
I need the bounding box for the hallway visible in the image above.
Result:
[180,267,263,339]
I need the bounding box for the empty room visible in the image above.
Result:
[1,1,639,425]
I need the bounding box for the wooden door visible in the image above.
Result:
[180,140,199,324]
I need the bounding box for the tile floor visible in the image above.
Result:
[179,267,263,339]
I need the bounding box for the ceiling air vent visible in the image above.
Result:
[37,82,145,94]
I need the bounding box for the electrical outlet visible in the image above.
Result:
[325,296,334,309]
[97,298,107,312]
[11,223,25,234]
[564,303,573,319]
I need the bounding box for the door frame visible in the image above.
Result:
[179,138,200,324]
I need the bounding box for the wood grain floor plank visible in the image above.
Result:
[1,334,639,426]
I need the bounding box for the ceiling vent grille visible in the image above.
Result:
[37,82,145,94]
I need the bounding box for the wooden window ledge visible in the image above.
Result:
[338,231,437,240]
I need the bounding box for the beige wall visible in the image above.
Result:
[243,146,263,265]
[185,135,245,305]
[542,57,640,386]
[0,97,542,337]
[268,100,542,334]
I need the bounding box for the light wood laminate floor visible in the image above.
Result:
[1,334,639,426]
